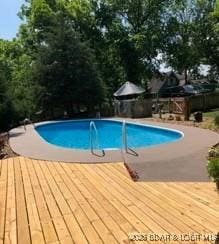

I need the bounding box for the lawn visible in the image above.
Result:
[201,109,219,132]
[203,109,219,118]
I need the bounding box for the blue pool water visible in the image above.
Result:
[35,119,183,150]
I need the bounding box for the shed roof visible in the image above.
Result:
[113,81,145,97]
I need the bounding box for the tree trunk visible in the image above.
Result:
[184,97,191,121]
[184,68,188,84]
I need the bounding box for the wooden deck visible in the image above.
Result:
[0,157,219,244]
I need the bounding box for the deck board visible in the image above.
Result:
[0,157,219,244]
[20,157,45,244]
[14,157,31,244]
[0,159,8,244]
[5,158,17,244]
[105,164,217,233]
[26,158,59,243]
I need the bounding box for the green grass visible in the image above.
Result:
[203,110,219,118]
[201,109,219,131]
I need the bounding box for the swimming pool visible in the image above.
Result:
[35,119,183,150]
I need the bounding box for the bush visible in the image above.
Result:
[208,147,219,158]
[215,115,219,126]
[0,99,16,132]
[207,158,219,182]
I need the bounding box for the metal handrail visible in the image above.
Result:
[90,121,98,152]
[89,121,105,156]
[121,120,138,157]
[122,120,128,153]
[23,118,35,131]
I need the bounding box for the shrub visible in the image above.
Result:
[215,115,219,126]
[207,158,219,182]
[0,99,16,132]
[208,147,219,158]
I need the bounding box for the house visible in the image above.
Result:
[148,71,190,95]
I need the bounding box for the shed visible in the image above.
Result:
[114,81,145,99]
[113,82,151,118]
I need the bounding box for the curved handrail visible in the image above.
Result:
[23,118,35,131]
[121,120,138,157]
[90,121,98,151]
[122,120,128,153]
[89,121,105,156]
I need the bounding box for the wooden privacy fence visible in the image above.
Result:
[153,97,188,114]
[153,92,219,119]
[172,98,185,114]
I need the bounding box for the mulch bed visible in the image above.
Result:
[124,163,139,181]
[0,133,17,159]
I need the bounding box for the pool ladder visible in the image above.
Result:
[23,118,35,131]
[122,120,128,153]
[89,121,105,156]
[122,120,138,156]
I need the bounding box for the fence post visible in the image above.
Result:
[156,93,159,113]
[168,97,171,113]
[203,94,206,111]
[184,97,191,121]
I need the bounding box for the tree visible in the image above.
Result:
[212,0,219,27]
[32,7,105,117]
[9,54,39,119]
[204,0,219,78]
[0,37,40,120]
[94,0,169,84]
[164,0,216,82]
[0,58,15,132]
[65,0,126,98]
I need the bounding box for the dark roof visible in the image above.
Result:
[149,71,193,93]
[113,81,145,97]
[175,73,191,81]
[166,71,177,78]
[148,78,165,94]
[179,79,186,86]
[175,73,185,81]
[190,78,208,84]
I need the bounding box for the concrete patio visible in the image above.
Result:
[9,119,219,181]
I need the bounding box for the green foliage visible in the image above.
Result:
[208,147,219,157]
[31,0,54,25]
[0,0,218,131]
[0,99,15,132]
[9,54,40,119]
[207,158,219,182]
[163,0,216,82]
[204,110,219,118]
[212,0,219,31]
[0,38,40,120]
[98,0,169,83]
[206,0,219,75]
[0,61,16,132]
[32,7,105,117]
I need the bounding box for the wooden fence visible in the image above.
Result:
[114,98,152,118]
[152,92,219,118]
